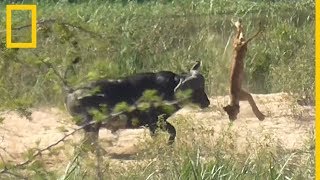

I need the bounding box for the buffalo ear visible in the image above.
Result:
[190,61,201,72]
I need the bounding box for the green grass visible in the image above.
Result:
[0,0,315,108]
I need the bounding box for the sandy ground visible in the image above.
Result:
[0,92,314,170]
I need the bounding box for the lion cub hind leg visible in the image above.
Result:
[239,89,265,121]
[223,104,240,121]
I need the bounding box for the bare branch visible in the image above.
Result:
[242,21,264,46]
[0,18,104,39]
[0,148,15,162]
[243,27,263,45]
[36,56,73,93]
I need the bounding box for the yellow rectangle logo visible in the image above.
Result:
[6,5,37,48]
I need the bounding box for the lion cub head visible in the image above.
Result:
[223,104,240,121]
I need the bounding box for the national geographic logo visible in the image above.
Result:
[6,5,37,48]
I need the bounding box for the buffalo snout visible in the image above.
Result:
[201,98,210,109]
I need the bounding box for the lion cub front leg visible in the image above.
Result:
[239,89,265,121]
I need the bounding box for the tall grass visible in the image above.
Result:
[50,117,314,179]
[0,0,315,109]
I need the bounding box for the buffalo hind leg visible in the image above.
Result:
[239,89,265,121]
[164,122,176,145]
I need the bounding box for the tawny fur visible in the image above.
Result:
[223,20,265,121]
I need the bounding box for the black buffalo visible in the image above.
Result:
[65,61,210,144]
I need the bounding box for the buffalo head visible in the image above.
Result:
[174,61,210,108]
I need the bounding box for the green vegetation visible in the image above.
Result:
[0,0,314,108]
[0,0,314,179]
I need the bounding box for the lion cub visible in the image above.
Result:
[224,20,265,121]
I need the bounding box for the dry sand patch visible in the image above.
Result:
[0,93,314,169]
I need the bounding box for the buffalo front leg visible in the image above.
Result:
[239,89,265,121]
[148,123,158,137]
[148,122,176,145]
[80,112,102,152]
[83,122,101,150]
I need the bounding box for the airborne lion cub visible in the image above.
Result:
[223,20,265,121]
